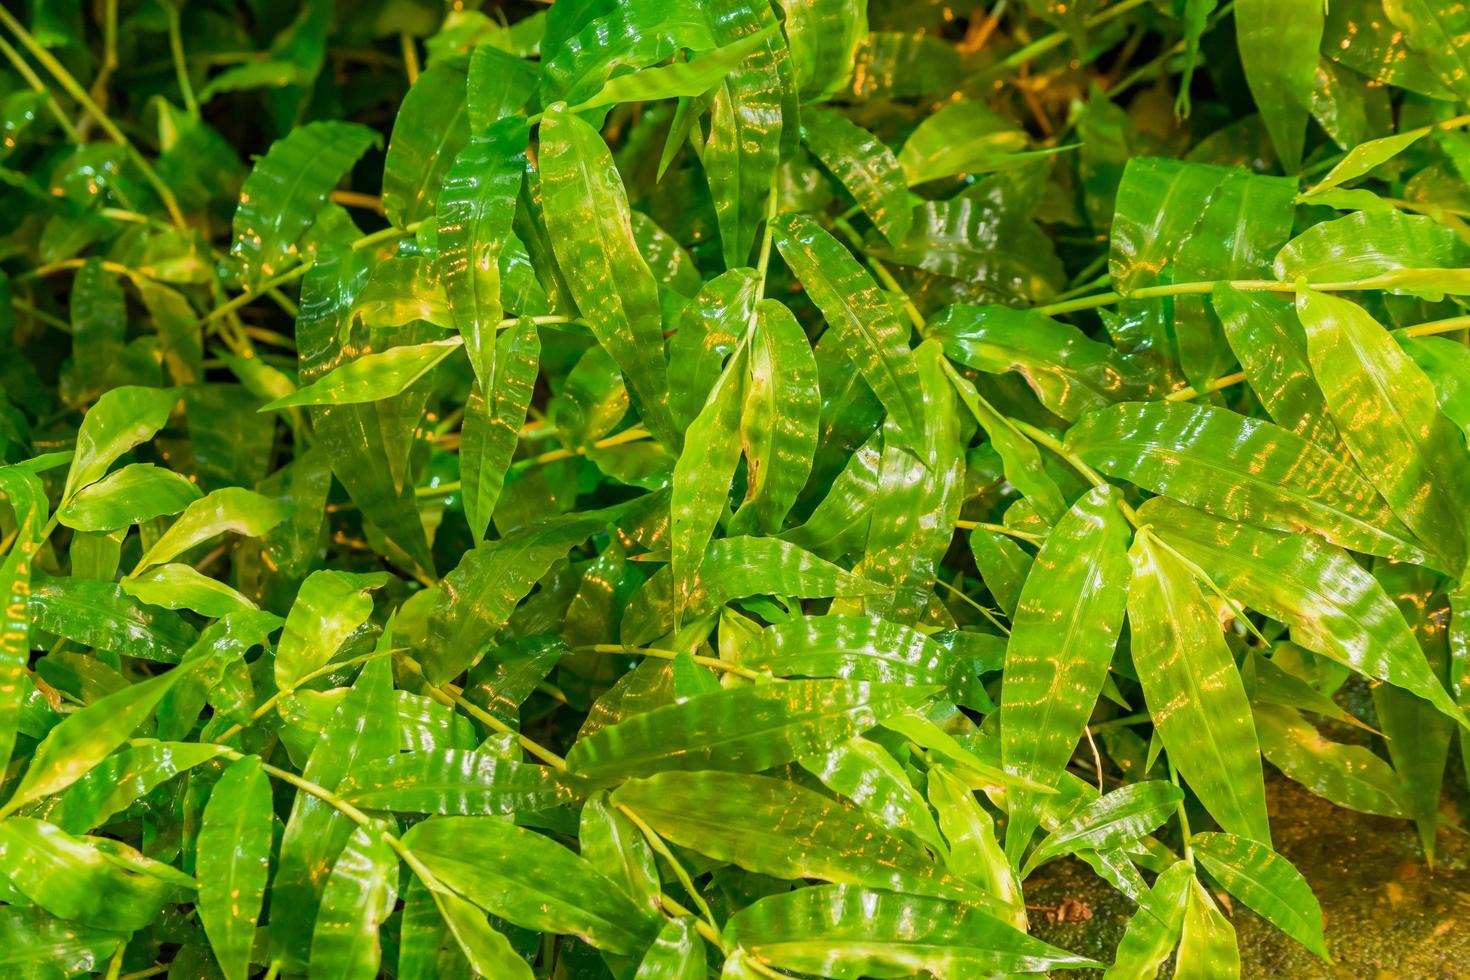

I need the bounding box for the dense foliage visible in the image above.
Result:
[1,0,1470,976]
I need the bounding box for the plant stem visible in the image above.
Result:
[0,33,79,140]
[976,0,1151,82]
[0,5,186,227]
[954,519,1044,543]
[165,2,199,117]
[574,644,766,681]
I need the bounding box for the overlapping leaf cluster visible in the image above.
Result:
[0,0,1468,976]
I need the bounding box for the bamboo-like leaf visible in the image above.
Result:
[1383,0,1470,99]
[927,765,1026,926]
[1103,861,1193,980]
[1192,832,1328,959]
[800,735,947,853]
[340,750,571,815]
[122,563,258,618]
[262,339,464,411]
[722,884,1100,975]
[197,755,272,980]
[729,299,820,535]
[1142,497,1466,726]
[671,343,747,616]
[1,668,186,817]
[62,385,179,502]
[228,122,378,288]
[1023,781,1183,876]
[539,103,676,446]
[1253,702,1408,817]
[133,487,291,573]
[382,63,469,229]
[1127,530,1271,843]
[437,116,527,388]
[1176,878,1241,978]
[310,824,399,980]
[58,463,201,532]
[402,815,657,955]
[779,0,867,101]
[772,212,924,443]
[567,678,935,778]
[273,569,389,690]
[1236,0,1324,171]
[1297,289,1470,573]
[612,771,984,902]
[461,316,540,540]
[1001,485,1132,863]
[1279,212,1470,295]
[636,917,706,980]
[1068,400,1428,564]
[801,108,911,244]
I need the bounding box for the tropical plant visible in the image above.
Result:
[0,0,1467,976]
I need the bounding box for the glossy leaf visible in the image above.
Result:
[263,338,464,410]
[539,103,676,446]
[1001,485,1132,862]
[58,463,201,532]
[1127,530,1271,843]
[801,108,911,244]
[274,569,389,690]
[228,122,378,288]
[567,678,935,778]
[197,755,272,980]
[1192,832,1328,959]
[723,884,1100,976]
[772,212,923,444]
[1297,289,1470,573]
[340,750,570,815]
[1236,0,1324,171]
[402,815,657,955]
[612,771,981,902]
[62,385,179,502]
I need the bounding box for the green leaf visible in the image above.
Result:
[1,666,186,817]
[772,212,923,444]
[1383,0,1470,99]
[801,108,911,244]
[1236,0,1324,170]
[1278,212,1470,296]
[927,765,1026,925]
[539,103,676,446]
[723,884,1100,976]
[0,906,124,975]
[461,317,541,540]
[310,824,399,980]
[573,25,776,110]
[0,818,185,931]
[729,299,820,534]
[1001,485,1132,862]
[580,791,661,917]
[270,656,398,968]
[671,343,747,616]
[273,569,389,691]
[121,563,258,618]
[1302,129,1429,196]
[1103,860,1193,980]
[701,0,788,268]
[567,678,936,778]
[1143,497,1466,727]
[438,116,527,388]
[340,750,571,815]
[30,575,199,663]
[800,735,947,853]
[57,463,201,532]
[197,755,272,980]
[897,99,1028,187]
[635,917,705,980]
[1192,832,1328,959]
[228,122,378,289]
[428,889,534,980]
[1128,530,1271,843]
[929,304,1149,422]
[1176,878,1241,978]
[1068,400,1428,564]
[1023,781,1183,876]
[382,62,470,229]
[1297,289,1470,573]
[947,366,1067,523]
[41,740,228,833]
[1210,285,1343,450]
[1253,702,1408,817]
[62,385,179,502]
[133,487,291,573]
[402,815,656,955]
[262,339,464,410]
[0,465,47,774]
[779,0,867,101]
[611,771,981,902]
